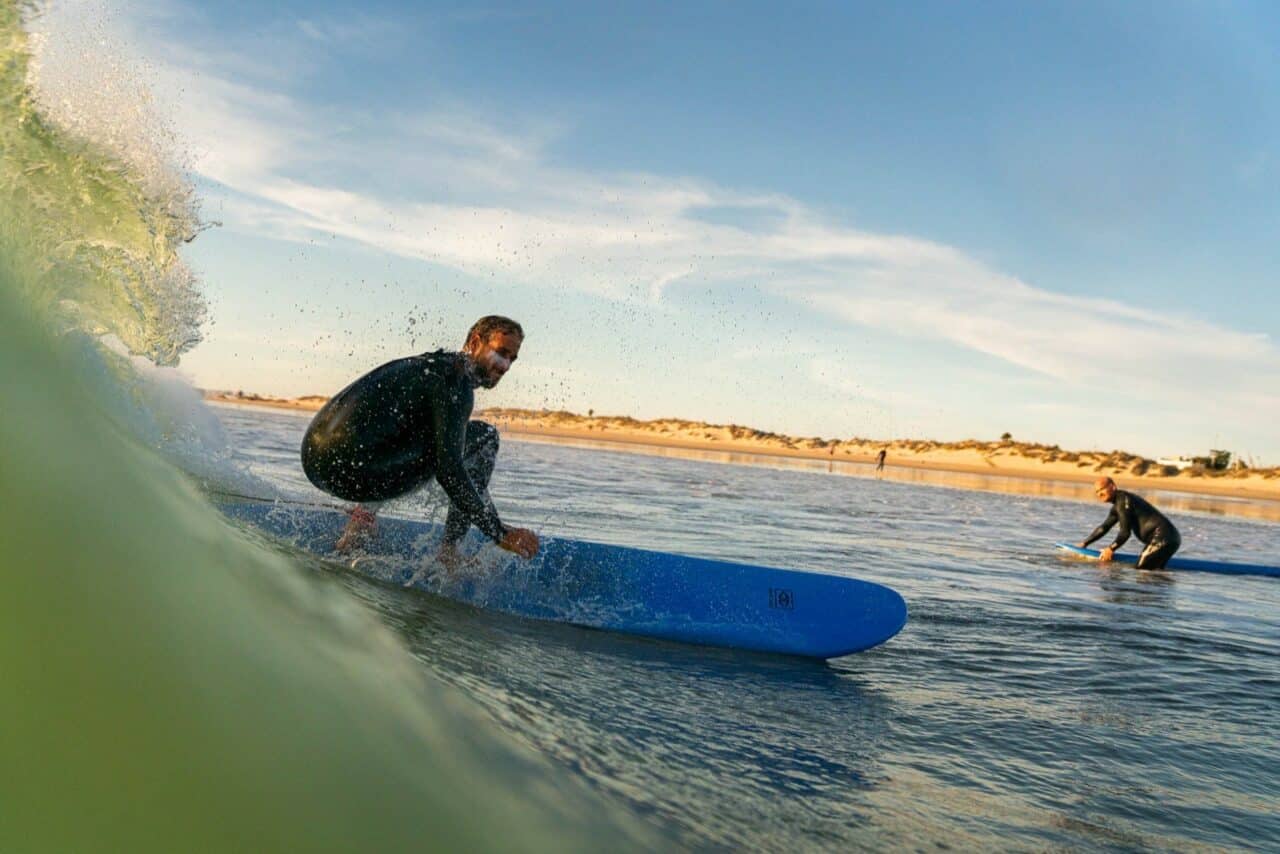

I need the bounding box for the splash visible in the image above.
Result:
[1,0,206,365]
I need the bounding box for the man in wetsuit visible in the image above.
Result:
[301,315,539,561]
[1079,476,1181,569]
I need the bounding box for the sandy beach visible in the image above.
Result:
[202,392,1280,503]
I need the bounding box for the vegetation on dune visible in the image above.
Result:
[195,399,1280,481]
[478,408,1279,480]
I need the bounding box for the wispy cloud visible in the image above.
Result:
[84,2,1278,439]
[295,12,405,50]
[175,65,1277,406]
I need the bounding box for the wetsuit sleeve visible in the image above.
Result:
[1082,506,1118,548]
[1109,495,1132,551]
[429,388,507,543]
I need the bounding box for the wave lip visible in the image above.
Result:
[2,0,206,365]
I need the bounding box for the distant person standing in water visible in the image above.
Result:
[1079,476,1181,569]
[875,448,887,474]
[300,315,539,563]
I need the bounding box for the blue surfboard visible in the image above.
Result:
[1054,543,1280,578]
[216,500,906,658]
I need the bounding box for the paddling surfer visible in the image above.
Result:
[1079,476,1181,569]
[300,315,539,563]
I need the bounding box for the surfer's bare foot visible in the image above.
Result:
[436,543,481,576]
[336,505,377,553]
[437,543,463,575]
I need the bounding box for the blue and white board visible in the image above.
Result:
[219,500,907,658]
[1054,543,1280,578]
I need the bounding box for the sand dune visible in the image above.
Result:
[478,409,1280,500]
[202,392,1280,501]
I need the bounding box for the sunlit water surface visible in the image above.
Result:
[216,404,1279,851]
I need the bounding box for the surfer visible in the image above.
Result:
[300,315,539,562]
[876,448,887,474]
[1079,477,1180,569]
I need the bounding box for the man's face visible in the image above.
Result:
[467,330,522,388]
[1094,481,1116,502]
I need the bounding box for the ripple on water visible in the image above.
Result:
[215,406,1280,851]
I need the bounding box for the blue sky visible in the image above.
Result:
[36,0,1280,460]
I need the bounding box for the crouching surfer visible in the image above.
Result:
[1079,476,1181,569]
[300,315,539,565]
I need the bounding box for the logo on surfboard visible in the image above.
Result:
[769,588,795,610]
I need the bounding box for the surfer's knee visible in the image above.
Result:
[474,420,499,452]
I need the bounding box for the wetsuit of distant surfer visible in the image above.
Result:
[300,315,539,562]
[1079,476,1181,569]
[875,448,887,473]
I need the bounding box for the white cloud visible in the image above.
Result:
[191,75,1278,409]
[78,2,1278,438]
[295,13,404,49]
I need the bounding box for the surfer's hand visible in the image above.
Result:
[1077,541,1088,549]
[500,527,539,559]
[1099,546,1115,562]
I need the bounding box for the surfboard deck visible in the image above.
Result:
[1054,543,1279,578]
[218,500,908,659]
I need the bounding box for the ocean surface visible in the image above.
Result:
[213,403,1280,851]
[3,3,1278,849]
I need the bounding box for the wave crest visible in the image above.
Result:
[1,0,206,365]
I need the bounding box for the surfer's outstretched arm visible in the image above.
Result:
[1081,506,1118,549]
[429,391,539,559]
[430,389,506,540]
[1106,495,1133,554]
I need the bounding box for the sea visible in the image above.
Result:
[211,404,1280,852]
[2,2,1278,850]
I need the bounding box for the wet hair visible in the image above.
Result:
[465,315,524,345]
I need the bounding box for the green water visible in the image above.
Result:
[0,4,652,849]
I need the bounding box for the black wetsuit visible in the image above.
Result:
[1083,490,1181,569]
[301,350,506,544]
